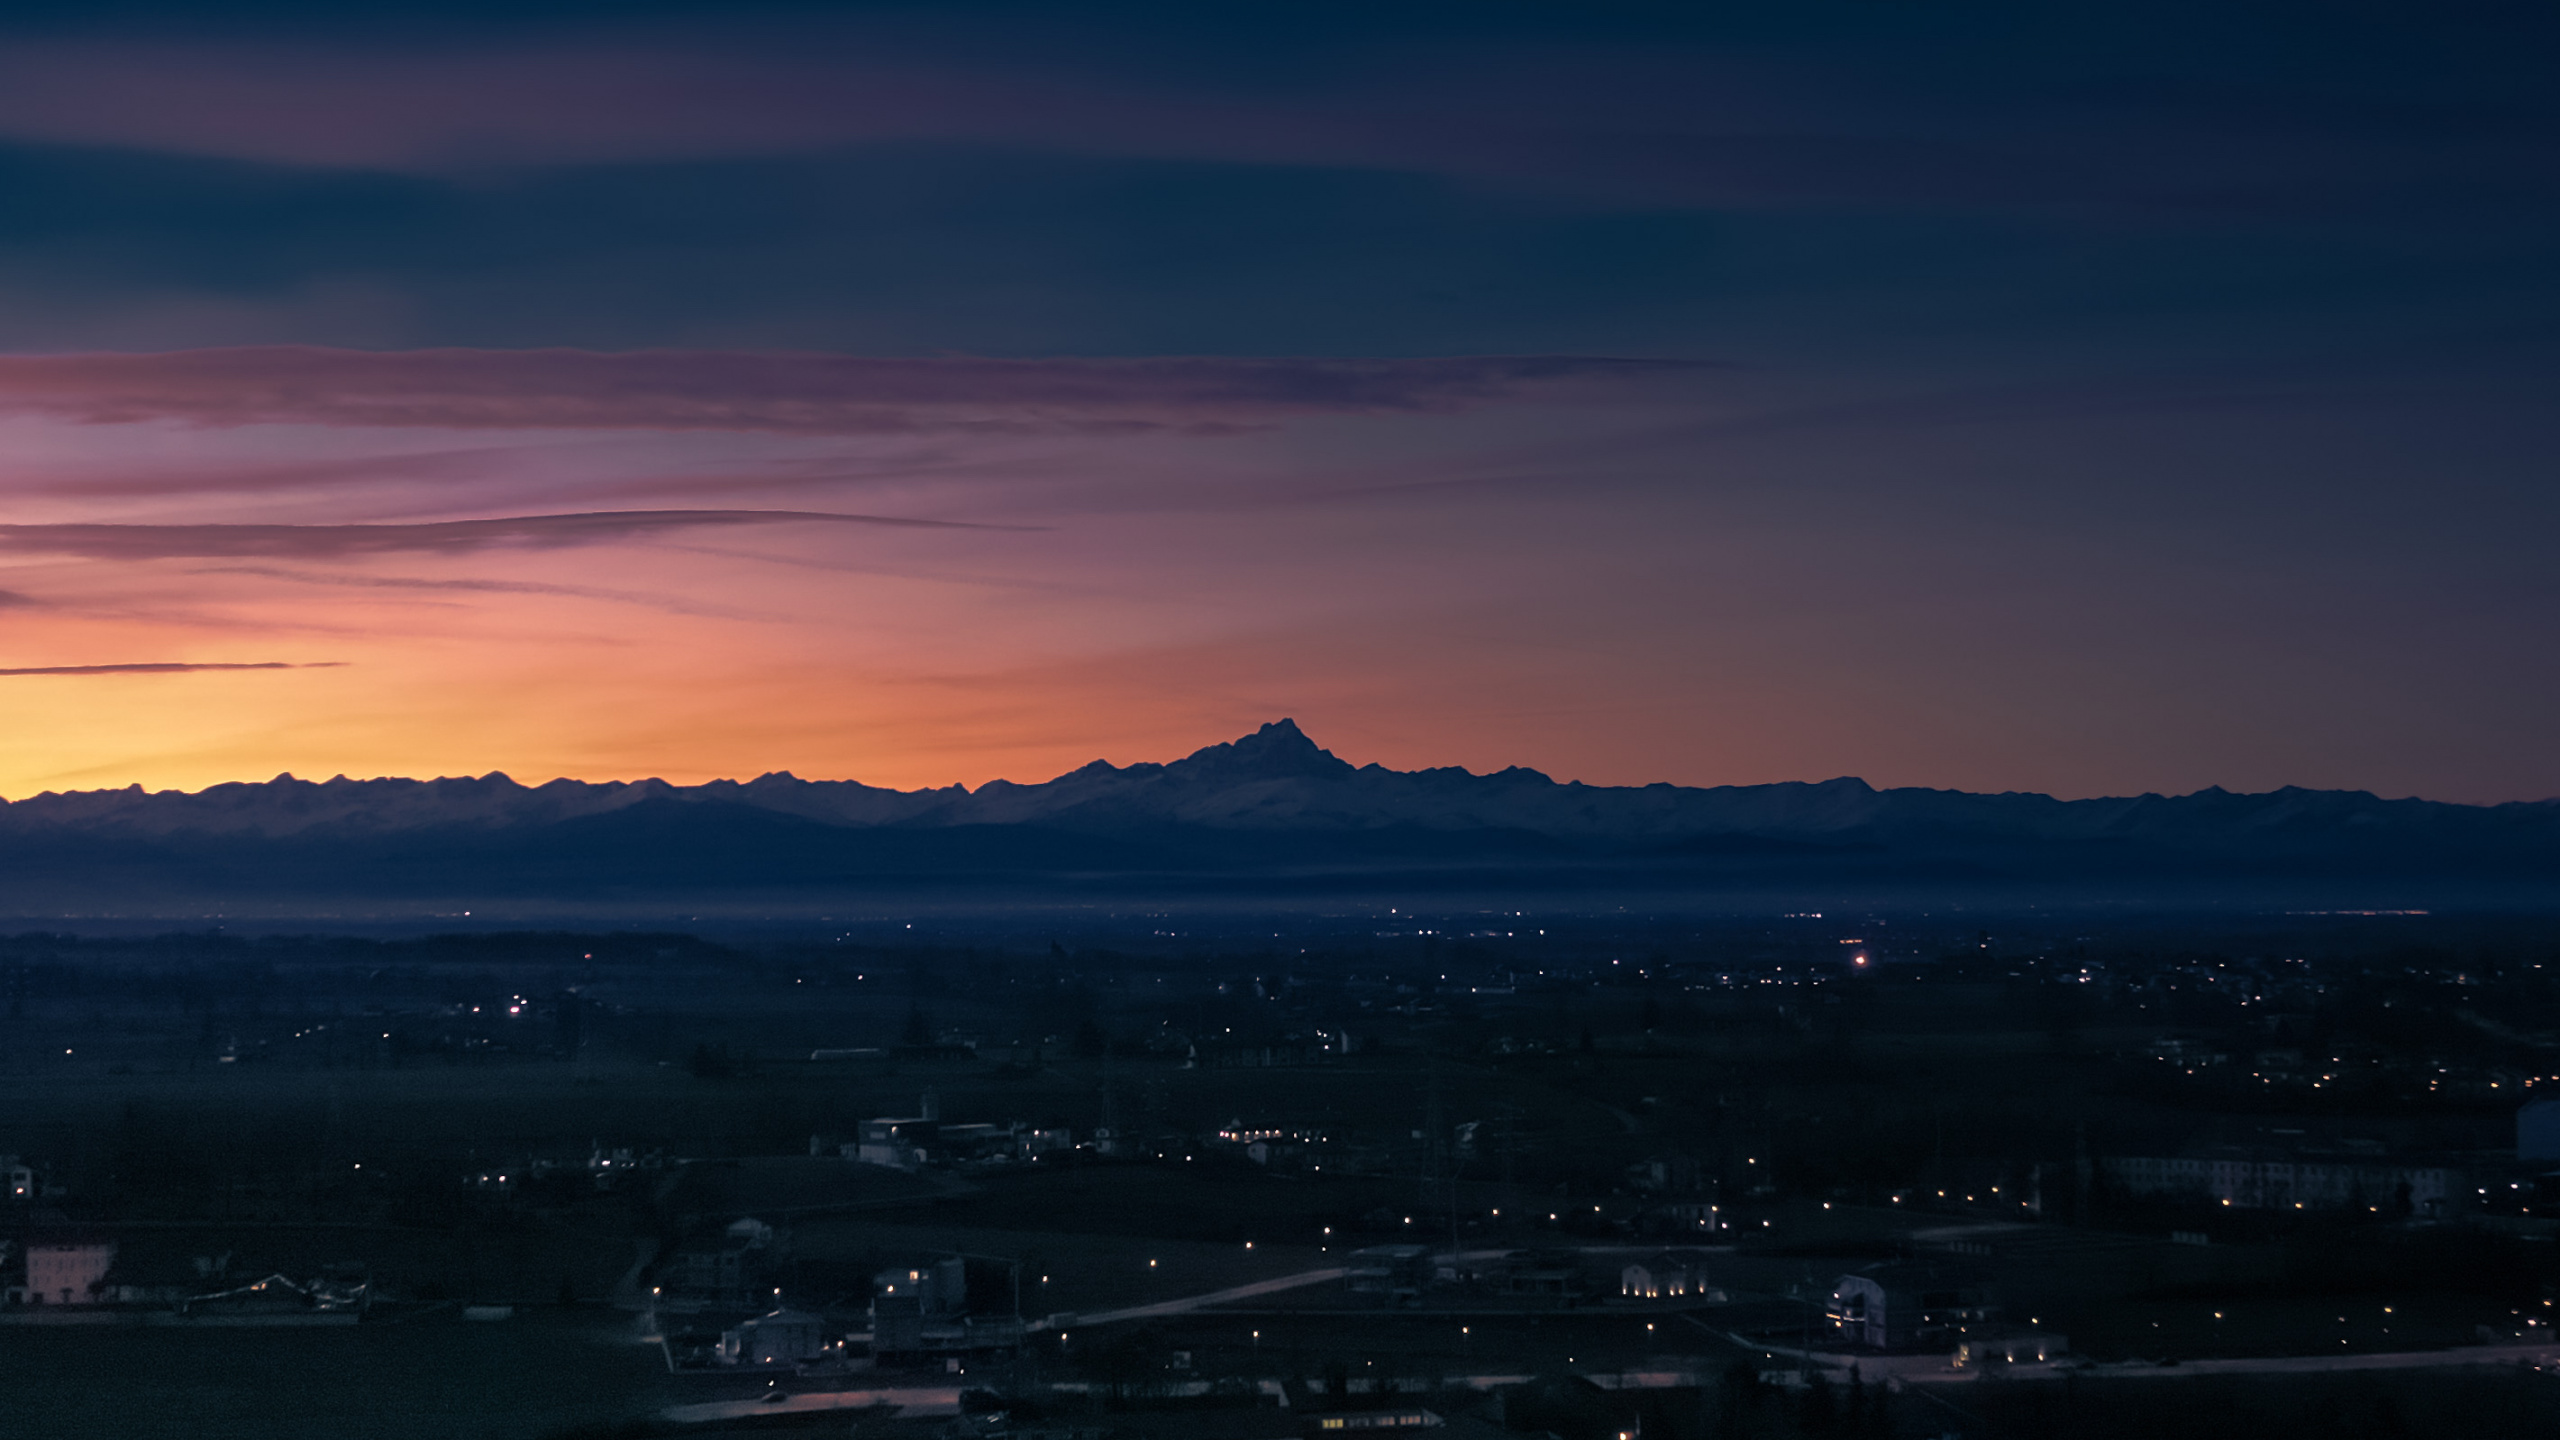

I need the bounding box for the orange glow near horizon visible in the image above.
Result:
[0,382,2548,807]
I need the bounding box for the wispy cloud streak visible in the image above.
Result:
[20,444,558,498]
[0,348,1698,436]
[195,565,774,620]
[0,508,1018,559]
[0,661,345,676]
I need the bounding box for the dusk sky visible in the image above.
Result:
[0,2,2553,803]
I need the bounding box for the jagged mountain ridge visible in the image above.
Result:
[1,719,2552,872]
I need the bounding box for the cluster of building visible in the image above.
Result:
[1826,1264,2060,1365]
[2101,1150,2462,1216]
[1212,1123,1334,1169]
[1619,1249,1715,1301]
[1328,1241,2035,1367]
[1,1232,367,1316]
[2140,1035,2535,1106]
[1335,1246,1723,1309]
[650,1216,1025,1375]
[869,1254,1027,1358]
[812,1092,1074,1172]
[2094,1099,2560,1218]
[465,1141,671,1195]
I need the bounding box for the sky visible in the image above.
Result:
[0,1,2553,803]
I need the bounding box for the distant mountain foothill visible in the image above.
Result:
[2,720,2551,916]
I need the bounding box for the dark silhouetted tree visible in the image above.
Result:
[1800,1369,1838,1437]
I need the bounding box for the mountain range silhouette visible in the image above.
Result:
[1,719,2551,916]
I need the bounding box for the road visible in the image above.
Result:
[666,1385,962,1423]
[1963,1343,2560,1383]
[1037,1267,1350,1329]
[1051,1243,1728,1331]
[1727,1330,2560,1386]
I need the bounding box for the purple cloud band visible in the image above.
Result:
[0,508,1013,560]
[0,348,1697,437]
[0,662,345,676]
[193,565,774,620]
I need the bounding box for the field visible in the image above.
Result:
[0,1309,672,1440]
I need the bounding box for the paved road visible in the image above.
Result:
[1039,1242,1714,1331]
[1729,1331,2560,1386]
[1966,1344,2560,1383]
[1054,1242,1743,1331]
[1039,1267,1350,1329]
[666,1385,963,1423]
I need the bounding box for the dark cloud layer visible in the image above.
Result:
[0,7,2547,219]
[0,144,1739,355]
[0,347,1695,433]
[0,508,1009,559]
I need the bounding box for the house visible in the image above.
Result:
[656,1217,783,1311]
[1345,1245,1432,1301]
[878,1255,968,1316]
[1494,1249,1582,1298]
[15,1233,115,1306]
[837,1109,1067,1170]
[1018,1126,1073,1159]
[1626,1156,1702,1194]
[719,1309,828,1367]
[1620,1249,1712,1300]
[1639,1198,1721,1237]
[1954,1328,2068,1367]
[870,1254,1022,1358]
[1828,1265,1996,1349]
[2102,1151,2461,1215]
[586,1143,663,1189]
[934,1123,1019,1163]
[1308,1409,1446,1432]
[872,1291,926,1355]
[847,1117,938,1169]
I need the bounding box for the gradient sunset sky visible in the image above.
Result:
[0,2,2553,802]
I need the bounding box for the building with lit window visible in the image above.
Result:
[1620,1249,1712,1300]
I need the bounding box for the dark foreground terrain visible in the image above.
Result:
[5,909,2560,1438]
